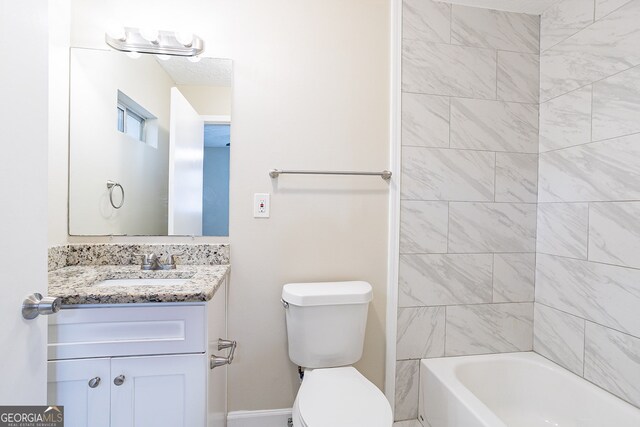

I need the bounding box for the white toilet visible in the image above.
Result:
[282,281,392,427]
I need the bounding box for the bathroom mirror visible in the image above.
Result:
[68,48,232,236]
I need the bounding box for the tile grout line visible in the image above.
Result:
[534,302,640,343]
[538,127,640,155]
[537,250,640,271]
[541,62,640,104]
[582,318,587,377]
[590,84,594,143]
[402,90,539,106]
[586,204,591,260]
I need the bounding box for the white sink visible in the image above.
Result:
[95,278,190,287]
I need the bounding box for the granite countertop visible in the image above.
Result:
[49,264,230,305]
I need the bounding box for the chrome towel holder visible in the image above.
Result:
[269,169,392,181]
[107,180,125,209]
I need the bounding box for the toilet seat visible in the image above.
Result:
[293,366,392,427]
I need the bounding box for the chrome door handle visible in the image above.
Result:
[88,377,101,388]
[22,293,62,319]
[210,338,237,369]
[113,375,125,386]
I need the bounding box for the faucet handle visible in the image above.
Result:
[133,253,150,263]
[163,252,184,266]
[133,253,160,269]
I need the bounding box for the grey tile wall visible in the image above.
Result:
[537,0,640,408]
[540,0,640,101]
[396,1,539,420]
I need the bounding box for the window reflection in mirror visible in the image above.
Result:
[68,48,232,236]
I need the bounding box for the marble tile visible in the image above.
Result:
[401,147,495,201]
[400,201,449,253]
[538,134,640,202]
[584,322,640,407]
[448,203,537,253]
[395,360,420,421]
[493,253,535,303]
[589,202,640,269]
[397,306,446,359]
[540,0,594,51]
[403,0,451,43]
[592,65,640,142]
[402,93,449,148]
[540,0,640,101]
[596,0,632,19]
[48,245,69,272]
[394,421,423,427]
[445,303,534,356]
[497,52,539,103]
[451,6,539,53]
[450,98,538,153]
[495,153,538,203]
[536,203,588,258]
[399,254,493,306]
[536,254,640,337]
[539,86,592,152]
[402,40,497,99]
[534,303,585,375]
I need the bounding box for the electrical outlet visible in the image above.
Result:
[253,193,270,218]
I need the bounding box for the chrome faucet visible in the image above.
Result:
[134,252,183,270]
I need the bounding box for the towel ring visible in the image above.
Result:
[107,180,125,209]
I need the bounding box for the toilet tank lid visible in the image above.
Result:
[282,281,372,306]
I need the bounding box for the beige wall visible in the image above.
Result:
[50,0,390,411]
[178,86,232,116]
[48,0,70,246]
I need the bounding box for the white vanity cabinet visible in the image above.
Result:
[47,277,228,427]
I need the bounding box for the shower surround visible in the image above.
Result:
[535,0,640,410]
[395,0,640,421]
[396,1,540,420]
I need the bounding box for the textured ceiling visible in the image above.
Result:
[437,0,559,14]
[156,57,233,87]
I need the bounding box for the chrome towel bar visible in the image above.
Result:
[269,169,392,180]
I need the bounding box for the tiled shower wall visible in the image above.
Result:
[395,1,540,420]
[534,0,640,408]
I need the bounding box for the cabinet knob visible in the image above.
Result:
[113,375,125,386]
[88,377,101,388]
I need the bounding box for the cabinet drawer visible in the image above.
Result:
[48,304,206,360]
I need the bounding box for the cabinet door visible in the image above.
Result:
[47,358,111,427]
[110,354,206,427]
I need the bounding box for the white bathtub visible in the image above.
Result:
[419,352,640,427]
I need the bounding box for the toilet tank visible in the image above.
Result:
[282,281,372,368]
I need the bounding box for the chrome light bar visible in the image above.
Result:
[105,27,204,57]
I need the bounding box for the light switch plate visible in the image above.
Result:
[253,193,270,218]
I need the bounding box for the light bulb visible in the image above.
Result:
[140,28,159,43]
[106,26,126,41]
[176,32,194,47]
[188,55,201,63]
[157,54,170,61]
[126,51,142,59]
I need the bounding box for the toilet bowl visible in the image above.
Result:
[282,281,393,427]
[292,367,392,427]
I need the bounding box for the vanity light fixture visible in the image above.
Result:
[105,27,204,57]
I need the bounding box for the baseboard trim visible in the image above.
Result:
[227,408,293,427]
